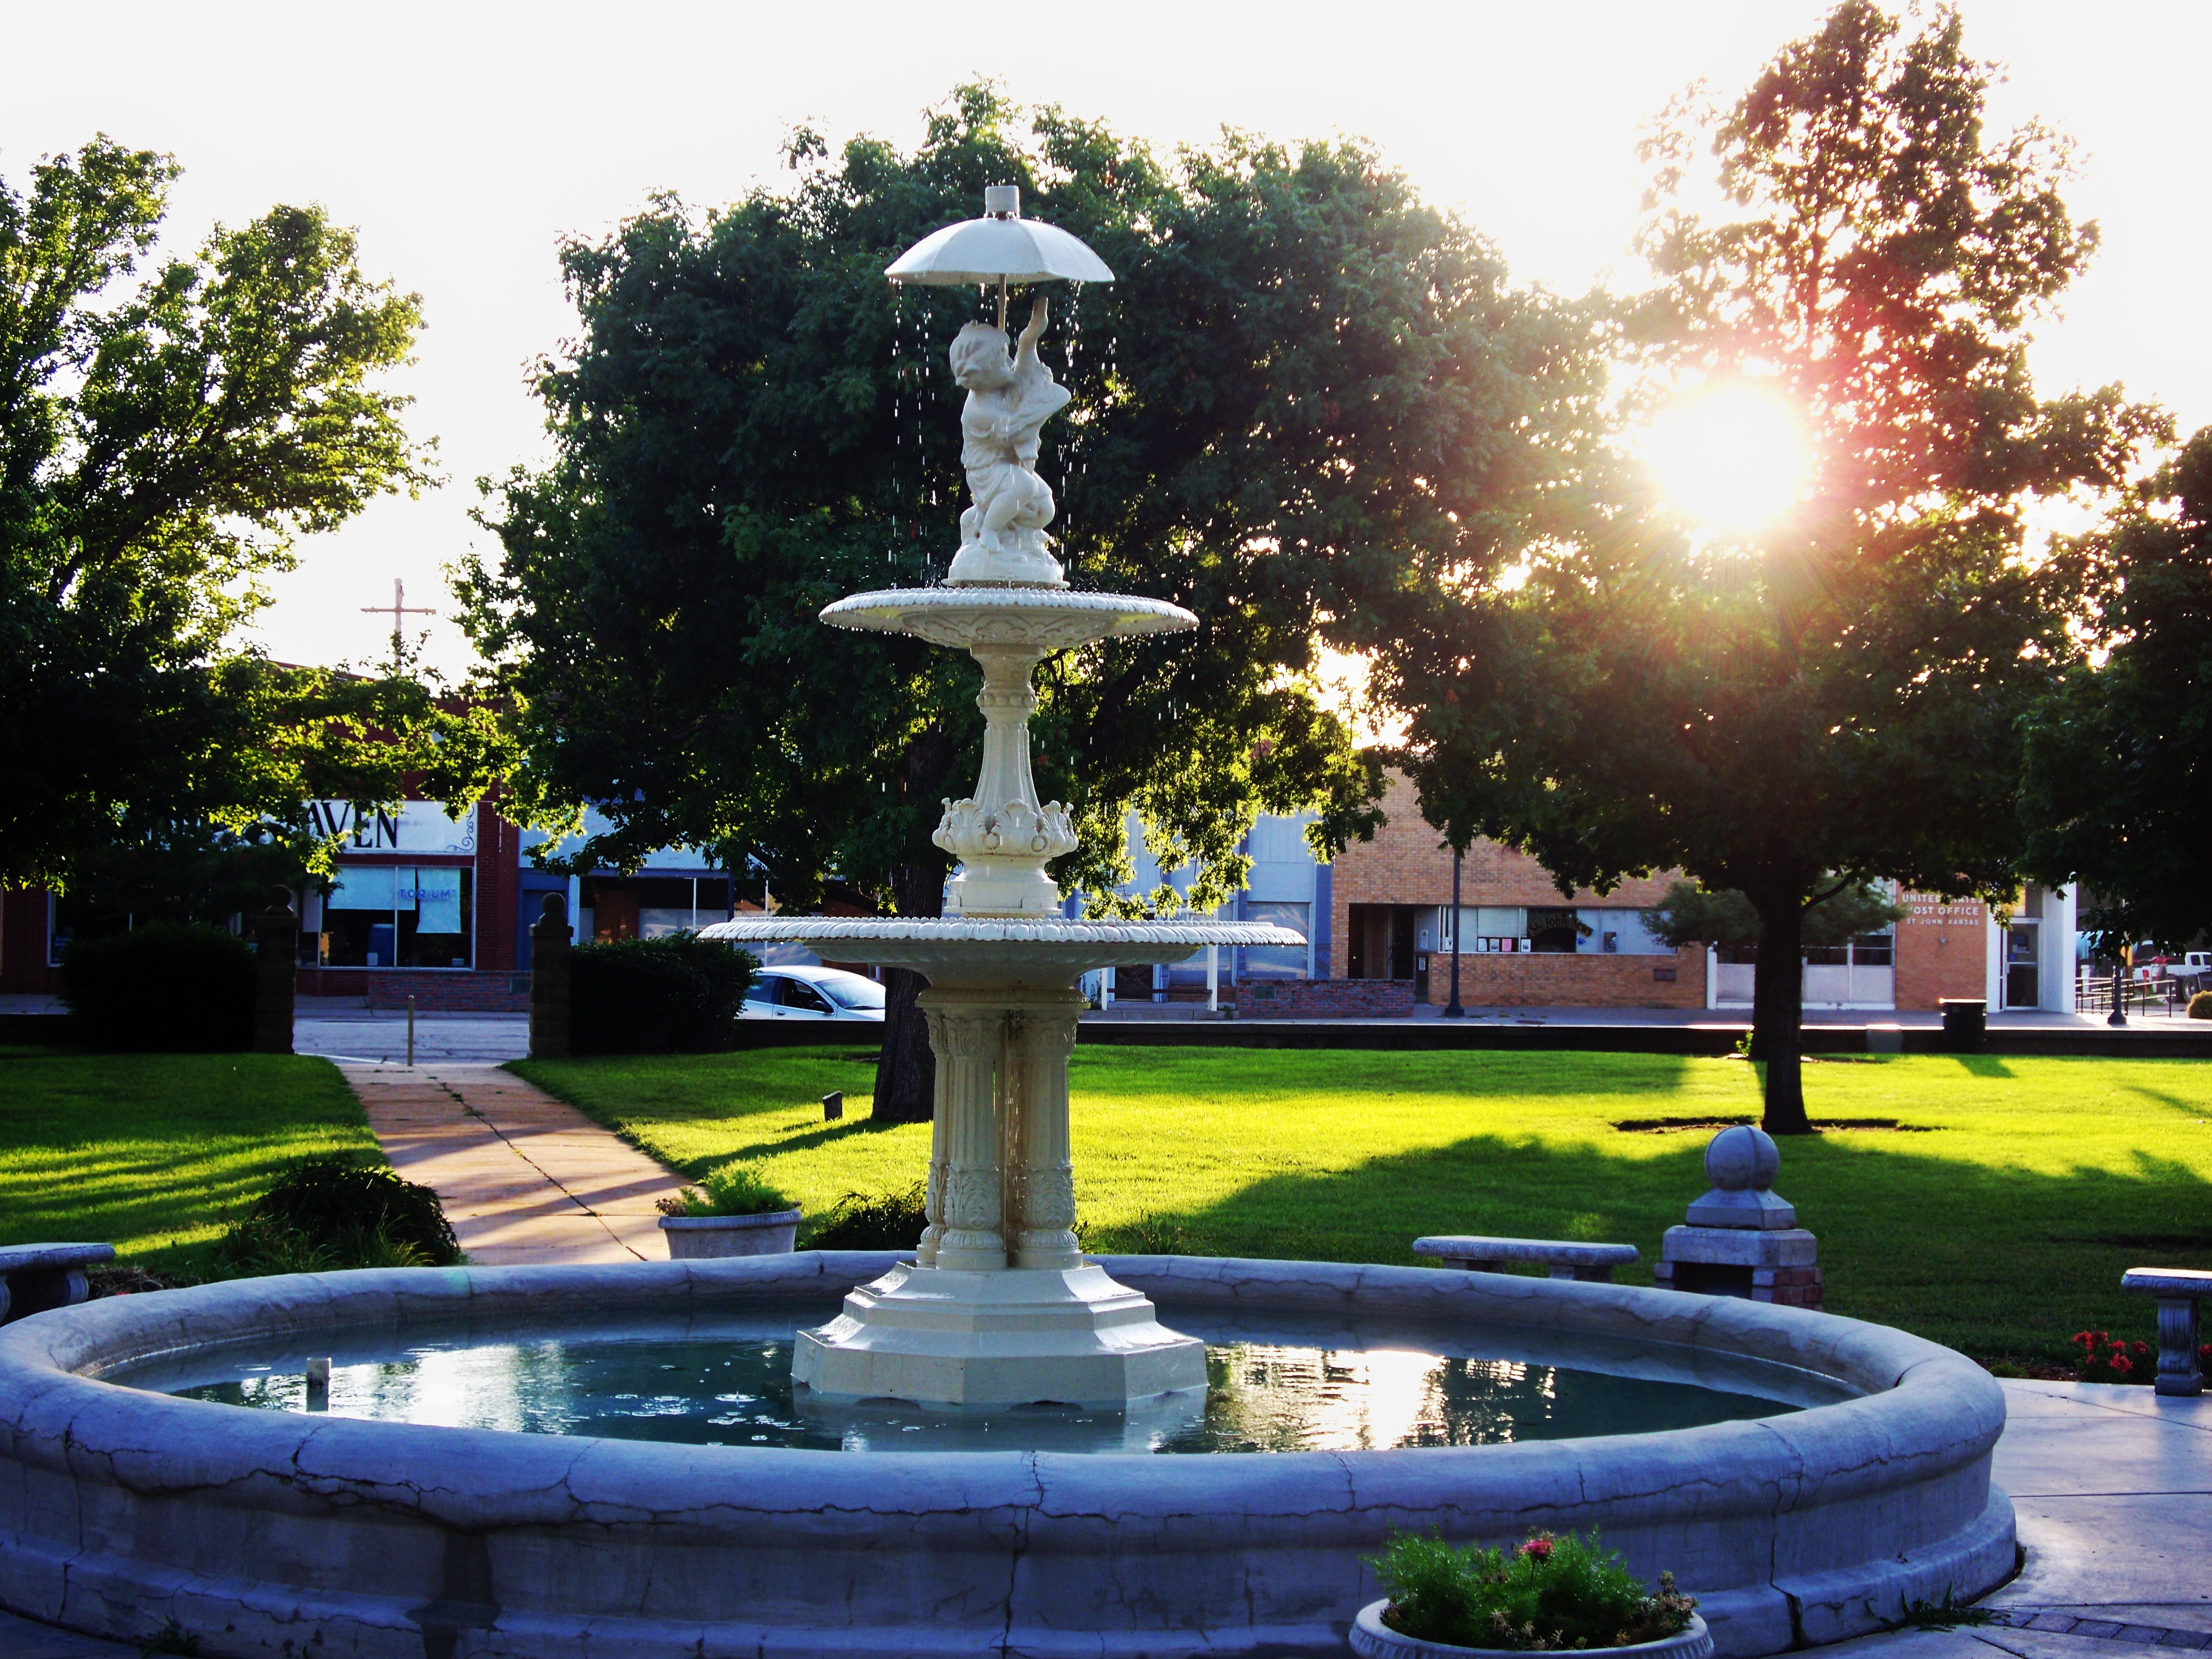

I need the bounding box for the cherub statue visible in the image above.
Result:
[947,293,1073,585]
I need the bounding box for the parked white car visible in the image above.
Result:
[742,965,886,1021]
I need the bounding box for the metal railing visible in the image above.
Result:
[2075,973,2207,1019]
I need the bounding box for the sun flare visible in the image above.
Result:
[1641,385,1808,533]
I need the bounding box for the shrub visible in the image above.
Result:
[2189,991,2212,1020]
[59,923,255,1052]
[571,934,756,1055]
[657,1163,796,1218]
[804,1181,928,1250]
[1374,1529,1696,1652]
[217,1154,461,1275]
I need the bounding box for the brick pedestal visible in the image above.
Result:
[1655,1225,1823,1309]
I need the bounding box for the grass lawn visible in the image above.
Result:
[513,1046,2212,1368]
[0,1050,377,1274]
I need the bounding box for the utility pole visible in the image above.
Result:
[1442,845,1465,1018]
[360,577,437,667]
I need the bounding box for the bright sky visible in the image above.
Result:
[8,1,2205,675]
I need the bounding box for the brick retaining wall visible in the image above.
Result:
[1230,978,1416,1019]
[1429,946,1708,1009]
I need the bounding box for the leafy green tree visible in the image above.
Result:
[1362,4,2164,1131]
[2022,428,2212,953]
[458,88,1602,1119]
[1643,878,1903,951]
[1,137,503,918]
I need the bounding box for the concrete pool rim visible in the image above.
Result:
[0,1252,2015,1659]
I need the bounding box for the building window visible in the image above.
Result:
[578,875,731,943]
[1241,901,1310,978]
[321,865,474,968]
[1526,906,1584,954]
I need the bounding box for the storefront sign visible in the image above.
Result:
[308,801,477,855]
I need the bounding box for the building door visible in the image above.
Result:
[2005,921,2040,1010]
[1391,908,1421,992]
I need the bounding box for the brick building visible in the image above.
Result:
[1316,772,2077,1014]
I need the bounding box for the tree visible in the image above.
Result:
[1361,4,2164,1131]
[1,137,496,913]
[457,87,1602,1120]
[2022,428,2212,953]
[1643,879,1904,954]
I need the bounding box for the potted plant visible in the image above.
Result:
[656,1165,801,1258]
[1351,1530,1710,1659]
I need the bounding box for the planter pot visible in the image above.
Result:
[659,1209,801,1259]
[1349,1605,1711,1659]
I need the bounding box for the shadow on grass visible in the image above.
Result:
[1087,1131,2211,1364]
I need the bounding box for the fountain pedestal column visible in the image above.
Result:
[791,983,1206,1410]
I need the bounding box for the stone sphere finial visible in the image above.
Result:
[1705,1124,1781,1192]
[1686,1123,1795,1230]
[540,892,567,920]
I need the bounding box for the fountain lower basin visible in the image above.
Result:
[0,1253,2012,1659]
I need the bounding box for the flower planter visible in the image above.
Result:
[1349,1604,1711,1659]
[658,1209,801,1259]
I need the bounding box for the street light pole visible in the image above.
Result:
[1442,846,1465,1019]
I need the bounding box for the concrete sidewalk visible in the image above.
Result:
[0,1378,2202,1655]
[342,1062,686,1266]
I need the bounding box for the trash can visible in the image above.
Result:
[1939,998,1986,1054]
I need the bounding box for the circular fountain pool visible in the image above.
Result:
[137,1306,1829,1455]
[0,1253,2013,1659]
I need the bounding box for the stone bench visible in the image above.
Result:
[2122,1267,2210,1396]
[1413,1235,1639,1282]
[0,1243,115,1325]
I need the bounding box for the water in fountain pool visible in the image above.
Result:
[133,1307,1823,1456]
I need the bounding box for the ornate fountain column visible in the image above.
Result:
[934,643,1078,918]
[921,995,1010,1271]
[1006,995,1083,1270]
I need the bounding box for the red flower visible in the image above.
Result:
[1519,1537,1555,1562]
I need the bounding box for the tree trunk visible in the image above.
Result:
[871,858,946,1124]
[1750,890,1812,1135]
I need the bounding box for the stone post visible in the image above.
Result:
[920,993,1010,1272]
[1005,994,1084,1270]
[529,893,573,1059]
[252,886,297,1055]
[1653,1124,1823,1308]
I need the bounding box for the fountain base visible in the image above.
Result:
[793,1260,1207,1409]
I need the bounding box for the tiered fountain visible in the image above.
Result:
[0,191,2016,1659]
[701,185,1299,1411]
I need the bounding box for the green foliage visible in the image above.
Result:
[0,136,508,907]
[803,1180,928,1250]
[1361,4,2165,1132]
[58,922,254,1052]
[570,935,756,1055]
[1883,1589,1995,1633]
[216,1153,460,1273]
[457,84,1600,916]
[660,1162,795,1218]
[1643,880,1903,949]
[1374,1530,1695,1651]
[2023,428,2212,954]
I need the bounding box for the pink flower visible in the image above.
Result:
[1520,1537,1555,1562]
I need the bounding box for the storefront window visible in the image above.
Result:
[579,875,731,943]
[320,865,474,968]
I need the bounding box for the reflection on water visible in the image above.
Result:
[162,1322,1795,1455]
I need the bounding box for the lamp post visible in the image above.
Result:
[1442,846,1465,1019]
[2108,951,2128,1028]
